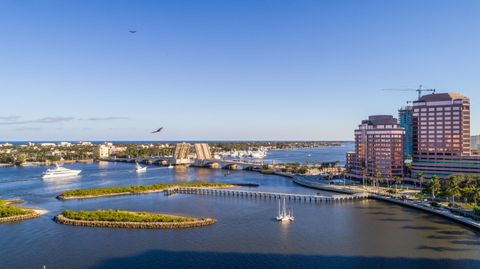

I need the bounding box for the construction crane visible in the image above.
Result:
[381,85,436,99]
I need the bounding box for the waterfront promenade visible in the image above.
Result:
[293,177,480,231]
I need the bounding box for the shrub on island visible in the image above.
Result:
[0,200,42,223]
[62,209,196,222]
[55,210,216,229]
[58,182,233,200]
[0,200,34,218]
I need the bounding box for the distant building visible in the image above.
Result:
[58,142,72,147]
[346,115,404,180]
[95,144,111,159]
[78,141,93,146]
[471,135,480,151]
[40,143,56,147]
[399,106,413,158]
[411,93,480,178]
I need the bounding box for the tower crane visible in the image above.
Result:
[381,85,436,99]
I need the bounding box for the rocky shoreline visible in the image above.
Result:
[0,209,47,224]
[54,214,216,229]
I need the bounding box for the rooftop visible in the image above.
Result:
[416,93,468,102]
[362,115,398,125]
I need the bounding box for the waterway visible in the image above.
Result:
[1,146,479,269]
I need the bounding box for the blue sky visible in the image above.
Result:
[1,0,479,141]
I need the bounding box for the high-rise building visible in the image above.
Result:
[411,93,480,178]
[471,135,480,151]
[399,106,413,158]
[346,115,404,180]
[412,93,470,157]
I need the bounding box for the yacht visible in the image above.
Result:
[135,163,147,173]
[276,197,294,222]
[42,164,81,179]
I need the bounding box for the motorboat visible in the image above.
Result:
[42,164,81,179]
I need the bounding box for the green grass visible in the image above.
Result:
[61,210,197,223]
[0,200,34,218]
[59,182,232,198]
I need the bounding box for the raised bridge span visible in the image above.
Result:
[165,187,369,203]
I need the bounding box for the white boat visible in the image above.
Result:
[276,197,294,222]
[42,164,81,179]
[135,163,147,173]
[250,151,267,159]
[167,165,174,169]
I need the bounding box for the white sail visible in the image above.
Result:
[135,163,147,173]
[276,197,294,222]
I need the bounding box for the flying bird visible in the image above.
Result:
[152,127,163,134]
[129,30,137,34]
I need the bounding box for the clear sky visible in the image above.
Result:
[1,0,479,141]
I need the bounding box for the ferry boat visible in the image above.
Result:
[276,197,294,222]
[135,163,147,173]
[42,164,81,179]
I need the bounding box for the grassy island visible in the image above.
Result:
[0,200,34,217]
[55,210,216,229]
[57,182,234,200]
[0,200,42,223]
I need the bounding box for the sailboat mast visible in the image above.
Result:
[278,199,281,216]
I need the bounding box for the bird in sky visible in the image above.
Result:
[152,127,163,134]
[128,30,137,34]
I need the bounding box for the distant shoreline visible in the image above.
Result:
[0,159,94,168]
[1,140,355,145]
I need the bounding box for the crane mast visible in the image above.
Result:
[381,85,436,99]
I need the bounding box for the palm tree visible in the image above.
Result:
[374,171,382,191]
[393,176,402,189]
[361,166,366,188]
[446,175,461,205]
[333,160,340,168]
[472,187,480,206]
[427,176,441,199]
[340,170,347,187]
[417,172,425,188]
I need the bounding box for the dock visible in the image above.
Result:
[164,187,369,203]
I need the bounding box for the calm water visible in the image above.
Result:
[265,143,354,165]
[1,147,479,269]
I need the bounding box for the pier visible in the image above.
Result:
[165,187,369,203]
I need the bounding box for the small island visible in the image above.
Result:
[55,210,216,229]
[57,182,234,200]
[0,200,46,223]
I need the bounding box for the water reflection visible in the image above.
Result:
[0,151,479,268]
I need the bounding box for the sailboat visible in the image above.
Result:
[135,163,147,173]
[276,197,294,222]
